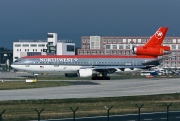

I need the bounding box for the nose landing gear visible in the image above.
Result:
[91,71,110,80]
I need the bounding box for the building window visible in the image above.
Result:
[173,39,176,43]
[30,44,37,47]
[172,62,176,67]
[106,45,111,49]
[125,51,130,55]
[48,34,53,38]
[163,39,168,43]
[15,44,21,47]
[171,45,176,50]
[129,39,135,44]
[132,39,136,43]
[82,39,86,43]
[128,39,132,43]
[164,62,169,67]
[125,45,130,49]
[92,50,97,55]
[103,39,107,43]
[27,52,41,56]
[86,45,90,49]
[118,51,123,55]
[137,39,141,43]
[117,39,122,43]
[87,39,90,43]
[22,44,29,47]
[48,42,53,46]
[112,45,117,49]
[113,39,116,43]
[108,39,112,43]
[106,50,110,55]
[112,50,117,55]
[178,62,180,67]
[49,46,55,50]
[171,51,176,56]
[67,45,74,52]
[38,44,45,47]
[142,39,146,43]
[119,45,123,49]
[167,39,172,43]
[123,39,126,43]
[177,39,180,43]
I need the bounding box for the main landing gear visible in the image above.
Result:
[91,71,110,80]
[91,76,110,80]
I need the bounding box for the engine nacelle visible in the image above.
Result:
[132,46,171,56]
[78,69,93,77]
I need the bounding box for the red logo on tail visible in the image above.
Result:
[155,31,163,39]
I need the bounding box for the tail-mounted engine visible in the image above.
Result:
[132,45,171,56]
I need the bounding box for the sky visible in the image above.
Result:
[0,0,180,49]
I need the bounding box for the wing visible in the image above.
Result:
[80,65,149,74]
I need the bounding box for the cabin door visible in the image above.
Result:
[133,60,137,66]
[89,59,93,66]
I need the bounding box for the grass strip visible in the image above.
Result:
[0,93,180,121]
[0,81,71,90]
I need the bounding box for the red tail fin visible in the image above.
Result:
[144,27,168,47]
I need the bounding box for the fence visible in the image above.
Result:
[0,102,176,121]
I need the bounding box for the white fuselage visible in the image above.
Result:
[12,64,82,74]
[11,55,156,75]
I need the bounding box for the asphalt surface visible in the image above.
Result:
[30,111,180,121]
[0,71,33,79]
[0,72,180,101]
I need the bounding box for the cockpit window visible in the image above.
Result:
[14,60,21,63]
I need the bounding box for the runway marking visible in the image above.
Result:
[144,119,152,120]
[160,118,167,120]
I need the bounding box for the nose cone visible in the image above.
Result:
[11,63,16,69]
[11,64,14,68]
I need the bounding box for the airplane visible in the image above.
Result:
[11,27,171,80]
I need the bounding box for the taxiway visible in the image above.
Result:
[0,73,180,101]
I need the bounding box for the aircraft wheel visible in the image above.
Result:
[106,76,110,80]
[91,77,97,80]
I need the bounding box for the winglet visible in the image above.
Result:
[144,27,168,47]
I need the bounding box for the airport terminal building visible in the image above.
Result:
[78,36,180,69]
[13,33,75,61]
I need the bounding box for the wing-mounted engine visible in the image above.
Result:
[132,46,171,56]
[78,69,93,77]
